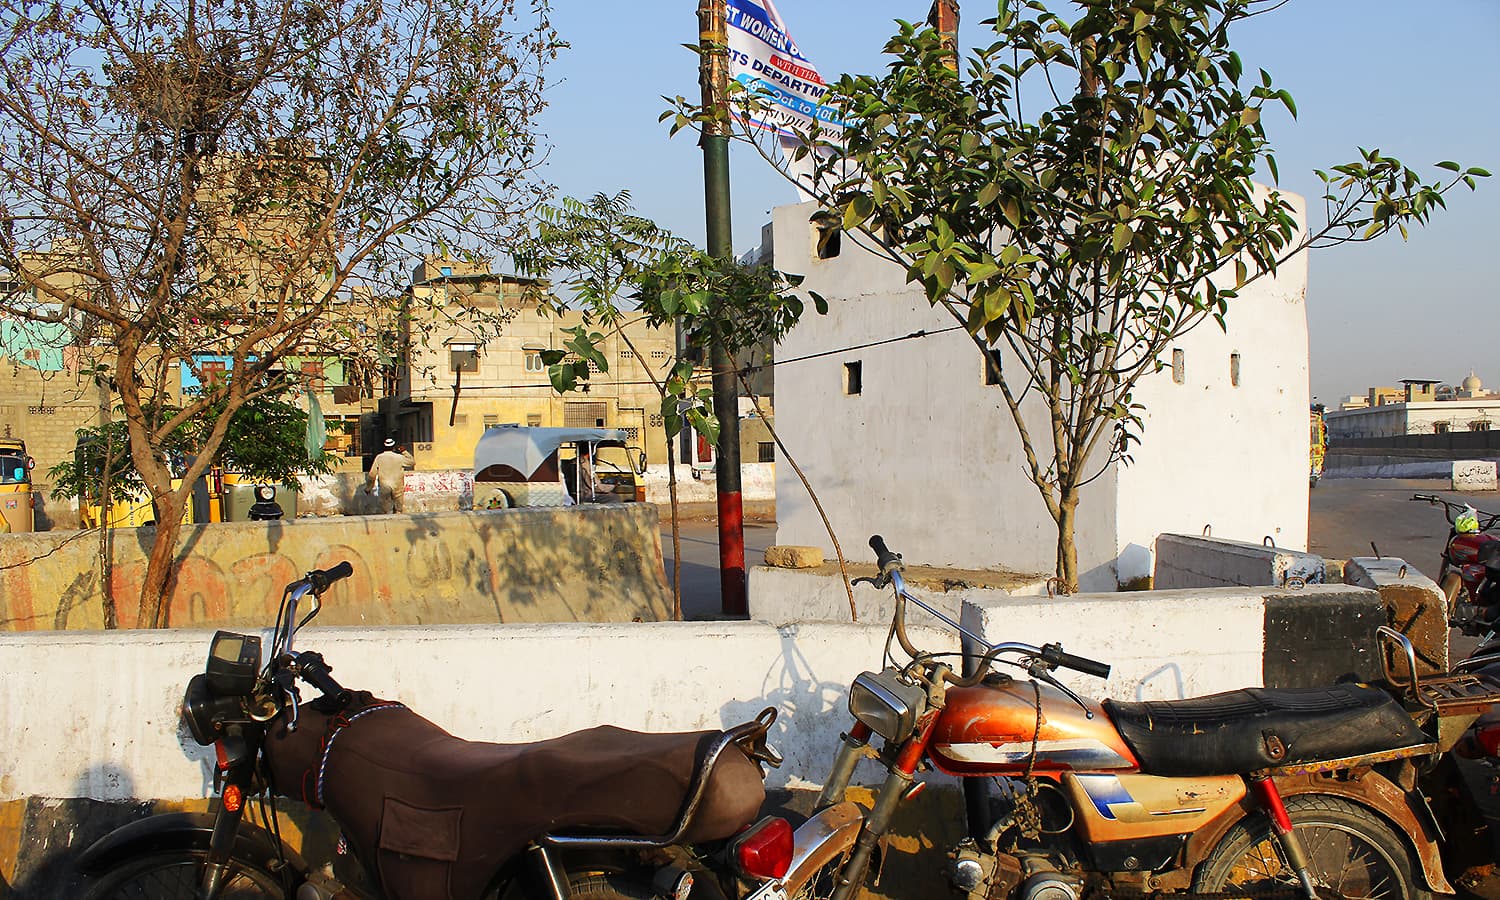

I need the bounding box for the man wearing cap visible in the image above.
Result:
[365,438,412,514]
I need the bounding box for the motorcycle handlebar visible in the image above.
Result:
[295,651,350,706]
[1041,642,1112,679]
[869,535,903,578]
[862,535,1111,684]
[308,561,353,594]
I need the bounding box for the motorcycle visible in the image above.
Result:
[1411,493,1500,624]
[74,562,860,900]
[801,534,1500,900]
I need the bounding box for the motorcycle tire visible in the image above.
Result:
[1194,794,1429,900]
[81,850,286,899]
[566,873,657,899]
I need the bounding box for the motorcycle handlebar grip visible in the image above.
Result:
[1041,643,1111,679]
[297,652,349,703]
[868,535,903,573]
[308,561,354,593]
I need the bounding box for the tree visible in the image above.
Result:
[512,192,819,616]
[49,393,336,508]
[0,0,560,625]
[671,0,1486,589]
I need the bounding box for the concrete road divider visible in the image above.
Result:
[1343,556,1449,674]
[0,505,671,631]
[1154,533,1326,589]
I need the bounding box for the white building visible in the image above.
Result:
[768,197,1311,591]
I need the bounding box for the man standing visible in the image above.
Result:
[365,438,411,514]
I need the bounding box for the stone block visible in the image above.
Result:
[1453,460,1499,492]
[1263,586,1387,688]
[1154,533,1325,590]
[764,545,824,569]
[1343,556,1448,675]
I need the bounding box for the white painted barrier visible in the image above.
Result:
[1154,533,1325,589]
[1454,460,1499,492]
[0,580,1382,806]
[0,622,952,803]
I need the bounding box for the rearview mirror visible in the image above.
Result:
[634,450,648,475]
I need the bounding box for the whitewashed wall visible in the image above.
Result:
[769,195,1309,590]
[768,201,1117,585]
[1116,193,1311,581]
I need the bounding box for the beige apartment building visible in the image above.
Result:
[377,258,679,469]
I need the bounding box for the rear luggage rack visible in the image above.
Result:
[1378,627,1500,750]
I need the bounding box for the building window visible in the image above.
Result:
[816,224,842,259]
[982,347,1002,385]
[1435,422,1450,434]
[483,414,499,427]
[565,401,608,428]
[622,427,641,441]
[451,414,468,428]
[200,360,227,386]
[844,361,862,395]
[1229,352,1240,387]
[524,350,545,373]
[1171,348,1185,385]
[1471,421,1490,432]
[527,414,543,427]
[439,266,453,277]
[449,343,479,373]
[758,442,775,463]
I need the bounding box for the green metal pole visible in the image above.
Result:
[698,0,746,616]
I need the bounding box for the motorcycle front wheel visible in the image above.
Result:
[1194,794,1429,900]
[81,850,286,899]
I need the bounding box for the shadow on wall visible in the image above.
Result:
[8,765,144,900]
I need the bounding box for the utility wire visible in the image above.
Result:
[434,324,968,393]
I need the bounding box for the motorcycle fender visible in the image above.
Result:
[782,801,863,892]
[1184,772,1452,895]
[74,811,309,881]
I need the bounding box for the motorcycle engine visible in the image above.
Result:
[1016,855,1082,900]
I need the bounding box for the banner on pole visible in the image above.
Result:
[725,0,842,140]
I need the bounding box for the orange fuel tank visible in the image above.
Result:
[928,677,1139,776]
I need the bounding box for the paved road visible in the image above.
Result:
[1309,477,1500,573]
[659,517,777,620]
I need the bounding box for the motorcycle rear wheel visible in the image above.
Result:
[566,873,657,899]
[81,850,286,899]
[1194,795,1428,900]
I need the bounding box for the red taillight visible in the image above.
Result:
[214,740,230,771]
[222,784,243,813]
[1461,720,1500,758]
[734,816,793,880]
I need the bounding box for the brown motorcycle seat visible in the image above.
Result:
[1103,683,1428,777]
[264,694,766,900]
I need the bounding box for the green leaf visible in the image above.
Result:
[1111,223,1134,253]
[977,182,1000,207]
[1466,167,1493,178]
[1436,160,1462,173]
[842,195,875,230]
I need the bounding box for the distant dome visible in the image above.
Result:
[1464,372,1483,392]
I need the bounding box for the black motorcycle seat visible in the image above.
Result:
[1103,683,1429,777]
[265,694,766,900]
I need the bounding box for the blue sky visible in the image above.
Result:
[536,1,1497,404]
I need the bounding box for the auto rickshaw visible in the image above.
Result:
[472,425,647,509]
[0,438,35,533]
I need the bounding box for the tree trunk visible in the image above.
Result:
[1055,490,1080,593]
[137,493,187,628]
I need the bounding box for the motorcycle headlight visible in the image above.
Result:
[848,670,926,743]
[181,673,246,746]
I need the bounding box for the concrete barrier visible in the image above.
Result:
[0,505,671,631]
[0,620,954,896]
[1154,533,1326,589]
[961,583,1387,697]
[0,578,1394,897]
[750,563,1045,624]
[1343,556,1449,674]
[1454,460,1499,492]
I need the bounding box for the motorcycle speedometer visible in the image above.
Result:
[206,630,262,696]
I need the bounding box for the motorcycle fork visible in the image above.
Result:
[1248,776,1320,900]
[828,711,940,900]
[198,762,255,899]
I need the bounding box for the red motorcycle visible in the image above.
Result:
[1411,493,1500,625]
